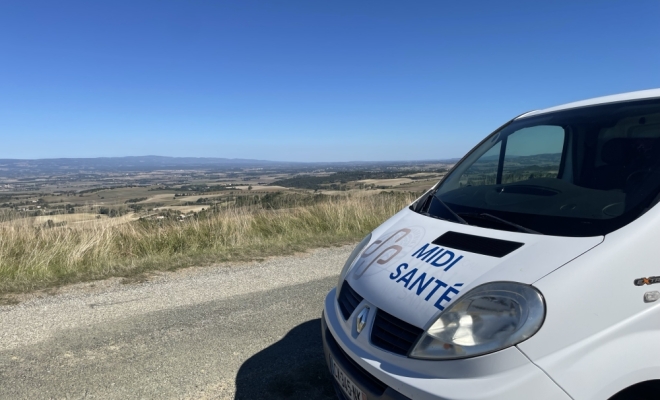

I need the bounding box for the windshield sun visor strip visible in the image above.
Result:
[432,231,523,258]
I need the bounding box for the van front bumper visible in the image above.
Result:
[322,312,411,400]
[322,287,570,400]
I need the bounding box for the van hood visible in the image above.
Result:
[345,208,603,329]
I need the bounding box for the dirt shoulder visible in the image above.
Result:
[0,245,351,399]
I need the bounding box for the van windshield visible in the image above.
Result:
[423,98,660,237]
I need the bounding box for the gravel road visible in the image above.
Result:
[0,245,353,399]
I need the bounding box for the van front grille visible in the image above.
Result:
[371,309,424,356]
[337,281,363,320]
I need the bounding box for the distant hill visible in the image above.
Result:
[0,156,293,174]
[0,156,461,178]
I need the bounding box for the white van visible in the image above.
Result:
[322,89,660,400]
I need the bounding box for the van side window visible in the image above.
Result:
[502,126,565,184]
[459,126,565,187]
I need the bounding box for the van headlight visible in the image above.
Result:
[336,233,372,296]
[409,282,545,359]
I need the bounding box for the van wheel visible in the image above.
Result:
[609,380,660,400]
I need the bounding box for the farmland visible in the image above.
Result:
[0,157,453,294]
[0,157,451,226]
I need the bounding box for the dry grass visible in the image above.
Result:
[0,193,414,294]
[2,213,139,229]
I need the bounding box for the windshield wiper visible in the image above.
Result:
[425,195,469,225]
[458,212,542,235]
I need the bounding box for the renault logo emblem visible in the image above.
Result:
[356,307,370,334]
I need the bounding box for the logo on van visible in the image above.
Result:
[634,276,660,286]
[351,227,424,280]
[356,307,369,334]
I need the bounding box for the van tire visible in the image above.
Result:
[609,380,660,400]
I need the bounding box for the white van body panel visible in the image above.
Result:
[345,208,602,329]
[519,88,660,119]
[518,203,660,399]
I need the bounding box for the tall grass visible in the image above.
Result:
[0,193,415,294]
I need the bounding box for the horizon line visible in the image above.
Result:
[0,155,462,164]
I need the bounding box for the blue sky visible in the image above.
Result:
[1,0,659,162]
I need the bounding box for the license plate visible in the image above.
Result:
[331,358,367,400]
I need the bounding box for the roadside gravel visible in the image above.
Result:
[0,245,352,399]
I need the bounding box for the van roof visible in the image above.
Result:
[518,88,660,119]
